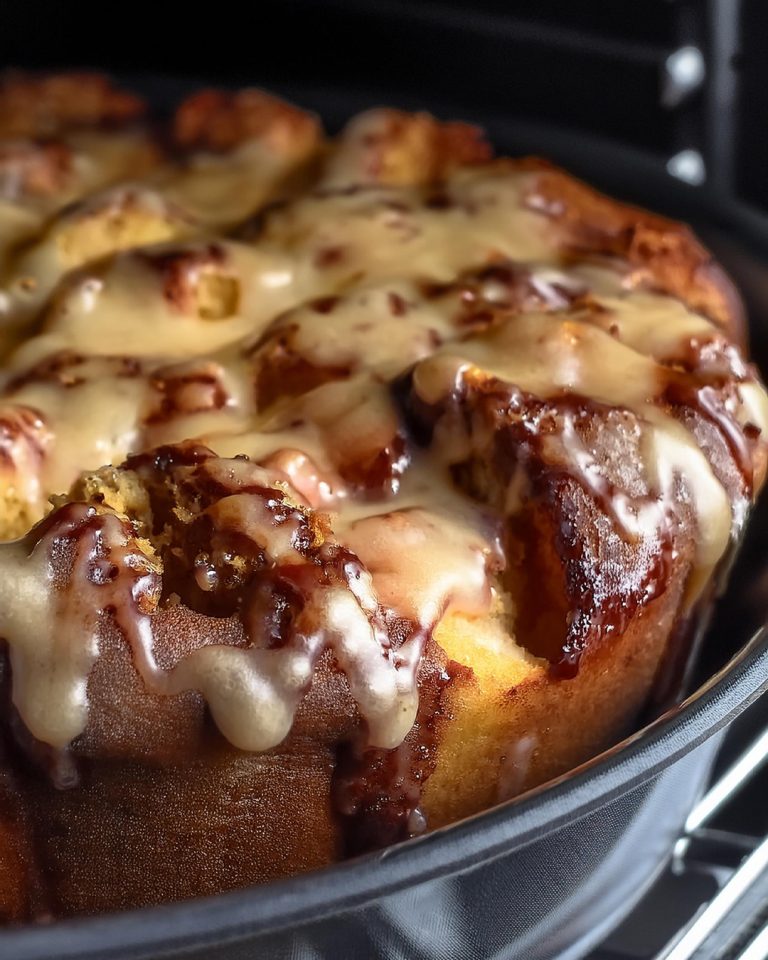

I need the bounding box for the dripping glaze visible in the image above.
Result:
[0,135,764,773]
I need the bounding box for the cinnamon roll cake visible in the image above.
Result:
[0,72,764,921]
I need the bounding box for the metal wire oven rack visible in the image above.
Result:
[592,702,768,960]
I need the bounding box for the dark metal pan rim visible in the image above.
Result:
[3,624,766,960]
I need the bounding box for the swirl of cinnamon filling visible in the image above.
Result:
[0,444,497,757]
[0,82,765,774]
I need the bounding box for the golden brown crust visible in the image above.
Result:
[173,88,321,156]
[0,72,145,139]
[324,108,492,186]
[0,758,39,922]
[523,161,746,343]
[0,140,72,200]
[139,244,241,321]
[425,580,685,826]
[22,743,340,916]
[0,405,50,541]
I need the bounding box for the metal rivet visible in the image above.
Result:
[663,45,706,108]
[667,149,706,186]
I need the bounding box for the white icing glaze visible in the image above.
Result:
[1,506,157,749]
[0,116,763,758]
[343,507,496,625]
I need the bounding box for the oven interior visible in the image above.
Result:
[2,2,768,958]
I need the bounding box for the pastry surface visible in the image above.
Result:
[0,72,765,921]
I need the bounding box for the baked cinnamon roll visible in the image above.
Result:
[0,73,765,921]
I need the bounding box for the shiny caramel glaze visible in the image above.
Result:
[0,73,765,921]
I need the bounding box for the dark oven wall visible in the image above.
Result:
[0,0,768,212]
[0,2,767,246]
[0,1,701,150]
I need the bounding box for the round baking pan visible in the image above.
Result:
[1,76,768,960]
